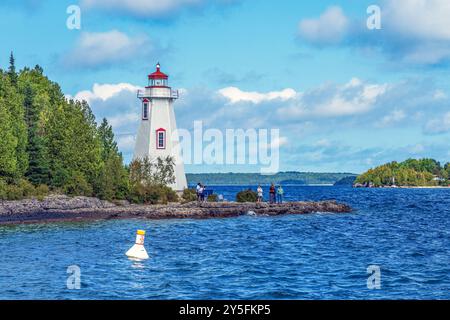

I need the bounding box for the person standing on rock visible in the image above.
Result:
[269,183,276,204]
[196,183,201,202]
[257,185,263,203]
[276,185,284,204]
[198,184,205,202]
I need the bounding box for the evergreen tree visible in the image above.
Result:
[0,71,28,178]
[8,52,17,87]
[96,118,129,200]
[0,98,18,178]
[98,118,119,160]
[23,83,50,185]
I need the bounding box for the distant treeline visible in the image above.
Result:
[355,158,450,187]
[186,172,357,186]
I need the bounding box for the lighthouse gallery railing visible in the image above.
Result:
[137,89,179,99]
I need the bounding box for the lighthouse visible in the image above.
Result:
[134,63,187,191]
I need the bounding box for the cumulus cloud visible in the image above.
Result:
[68,77,450,168]
[62,30,154,69]
[298,6,349,45]
[81,0,238,19]
[71,83,142,104]
[298,0,450,65]
[218,87,297,104]
[278,78,388,120]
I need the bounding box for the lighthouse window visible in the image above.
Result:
[142,102,148,120]
[157,131,166,149]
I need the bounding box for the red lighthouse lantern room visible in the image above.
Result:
[148,63,169,87]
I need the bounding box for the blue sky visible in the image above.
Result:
[1,0,450,174]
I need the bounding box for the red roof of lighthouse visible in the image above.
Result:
[148,63,168,80]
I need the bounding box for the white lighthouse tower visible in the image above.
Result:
[134,63,187,191]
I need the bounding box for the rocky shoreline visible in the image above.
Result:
[0,195,353,225]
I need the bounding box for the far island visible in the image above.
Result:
[354,158,450,188]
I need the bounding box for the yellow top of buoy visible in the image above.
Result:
[137,230,146,235]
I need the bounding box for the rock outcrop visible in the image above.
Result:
[0,195,352,225]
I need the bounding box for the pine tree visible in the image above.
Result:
[0,98,18,178]
[8,52,18,87]
[23,83,50,185]
[0,70,28,178]
[98,118,119,161]
[96,118,129,200]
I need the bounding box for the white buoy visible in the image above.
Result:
[126,230,149,260]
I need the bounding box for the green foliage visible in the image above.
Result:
[0,177,49,201]
[129,156,176,187]
[356,158,449,187]
[182,188,197,202]
[0,55,179,202]
[128,156,177,204]
[236,189,258,203]
[8,52,18,86]
[95,119,129,201]
[0,99,18,177]
[207,194,218,202]
[128,184,178,205]
[63,172,93,197]
[0,179,7,200]
[46,100,102,188]
[0,70,27,178]
[23,83,50,185]
[35,184,49,201]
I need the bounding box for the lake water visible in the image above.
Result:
[0,186,449,300]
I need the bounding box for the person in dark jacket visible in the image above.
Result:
[269,183,276,204]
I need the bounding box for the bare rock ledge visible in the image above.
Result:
[0,195,353,225]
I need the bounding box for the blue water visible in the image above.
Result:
[0,186,449,300]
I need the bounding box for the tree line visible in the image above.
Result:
[355,158,450,187]
[0,53,176,203]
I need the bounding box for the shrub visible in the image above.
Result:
[6,185,23,200]
[35,184,50,201]
[0,179,7,201]
[128,184,178,205]
[64,172,93,197]
[17,179,36,198]
[236,189,258,203]
[207,194,218,202]
[182,188,197,202]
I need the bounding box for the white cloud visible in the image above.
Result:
[218,87,297,104]
[116,134,136,152]
[376,109,406,128]
[314,139,331,148]
[72,83,142,104]
[433,90,447,100]
[298,6,349,45]
[298,1,450,65]
[410,144,425,154]
[108,112,140,128]
[424,112,450,134]
[81,0,232,18]
[385,0,450,42]
[63,30,152,68]
[278,78,388,119]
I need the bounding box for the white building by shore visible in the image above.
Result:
[133,63,187,191]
